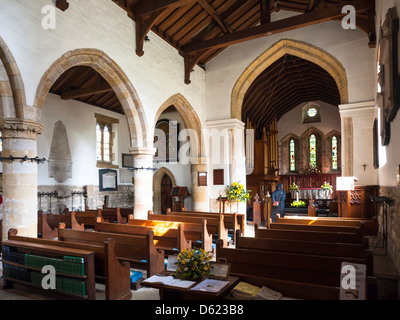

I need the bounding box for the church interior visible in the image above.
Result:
[0,0,399,303]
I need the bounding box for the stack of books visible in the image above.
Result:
[24,254,85,276]
[228,282,282,300]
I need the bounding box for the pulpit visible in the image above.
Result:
[170,187,190,212]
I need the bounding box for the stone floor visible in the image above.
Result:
[0,223,398,300]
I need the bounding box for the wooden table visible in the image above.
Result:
[141,272,239,300]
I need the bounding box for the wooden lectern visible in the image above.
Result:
[170,187,190,212]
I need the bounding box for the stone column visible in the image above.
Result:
[190,156,209,211]
[339,101,378,185]
[130,146,156,220]
[1,119,43,241]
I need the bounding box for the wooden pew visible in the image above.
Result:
[101,208,127,224]
[94,219,191,254]
[178,208,245,239]
[127,215,213,252]
[216,240,377,299]
[149,211,229,248]
[276,214,378,235]
[57,227,165,277]
[73,209,104,229]
[235,229,374,275]
[255,223,367,246]
[269,221,365,236]
[103,206,133,222]
[6,229,132,300]
[40,211,84,239]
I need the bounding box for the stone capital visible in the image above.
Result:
[129,146,157,158]
[1,118,44,140]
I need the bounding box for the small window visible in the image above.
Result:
[303,104,321,123]
[95,113,119,167]
[332,136,338,170]
[309,134,317,168]
[289,139,296,171]
[307,108,318,118]
[0,131,2,154]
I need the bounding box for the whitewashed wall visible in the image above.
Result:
[0,0,206,135]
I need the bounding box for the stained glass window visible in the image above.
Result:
[332,136,338,170]
[289,139,296,171]
[307,108,318,117]
[309,134,317,168]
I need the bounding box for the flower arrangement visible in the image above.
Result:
[226,182,251,203]
[174,248,213,280]
[321,182,332,191]
[290,200,307,208]
[289,183,300,192]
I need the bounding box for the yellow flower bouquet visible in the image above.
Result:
[174,248,213,280]
[226,182,251,203]
[290,200,307,208]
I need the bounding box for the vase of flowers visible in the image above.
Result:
[290,200,306,208]
[174,248,213,280]
[226,182,251,213]
[321,181,332,199]
[289,182,300,199]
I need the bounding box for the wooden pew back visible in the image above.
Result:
[128,215,213,252]
[269,222,364,235]
[149,211,229,247]
[7,229,132,300]
[57,227,164,277]
[101,208,126,224]
[255,223,366,245]
[94,220,191,253]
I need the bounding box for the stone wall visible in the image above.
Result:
[378,186,400,274]
[38,184,134,214]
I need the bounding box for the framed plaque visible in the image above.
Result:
[99,169,118,191]
[198,172,208,187]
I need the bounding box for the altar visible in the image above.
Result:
[297,188,331,200]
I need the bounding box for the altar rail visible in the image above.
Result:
[280,174,340,199]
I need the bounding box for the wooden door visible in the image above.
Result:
[161,174,173,214]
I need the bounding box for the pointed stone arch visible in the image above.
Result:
[153,167,177,214]
[154,93,204,160]
[33,48,151,150]
[231,38,349,120]
[0,36,27,121]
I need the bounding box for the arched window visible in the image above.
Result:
[309,134,317,168]
[0,131,2,154]
[332,136,338,170]
[96,113,118,165]
[289,139,296,171]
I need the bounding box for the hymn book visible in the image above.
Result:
[143,275,196,289]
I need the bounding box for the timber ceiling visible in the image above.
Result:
[242,54,341,139]
[49,66,123,114]
[109,0,376,84]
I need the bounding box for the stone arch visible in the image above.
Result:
[154,93,204,160]
[231,38,349,120]
[33,48,151,149]
[153,167,177,214]
[0,36,27,120]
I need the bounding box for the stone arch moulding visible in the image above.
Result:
[231,38,349,120]
[153,167,177,214]
[154,93,205,161]
[33,48,151,150]
[0,36,27,120]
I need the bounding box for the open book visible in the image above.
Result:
[227,282,282,300]
[143,275,196,289]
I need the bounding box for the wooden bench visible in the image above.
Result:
[179,209,245,240]
[57,227,165,278]
[40,211,85,239]
[94,219,191,255]
[73,210,105,229]
[235,229,374,275]
[269,221,365,236]
[276,214,378,235]
[127,215,213,253]
[149,211,229,248]
[255,223,367,246]
[6,229,132,300]
[103,206,133,222]
[101,208,127,224]
[216,240,377,300]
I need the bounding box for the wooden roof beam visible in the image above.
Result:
[260,0,271,24]
[196,0,233,34]
[56,0,69,11]
[181,0,375,54]
[61,84,113,100]
[132,0,195,18]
